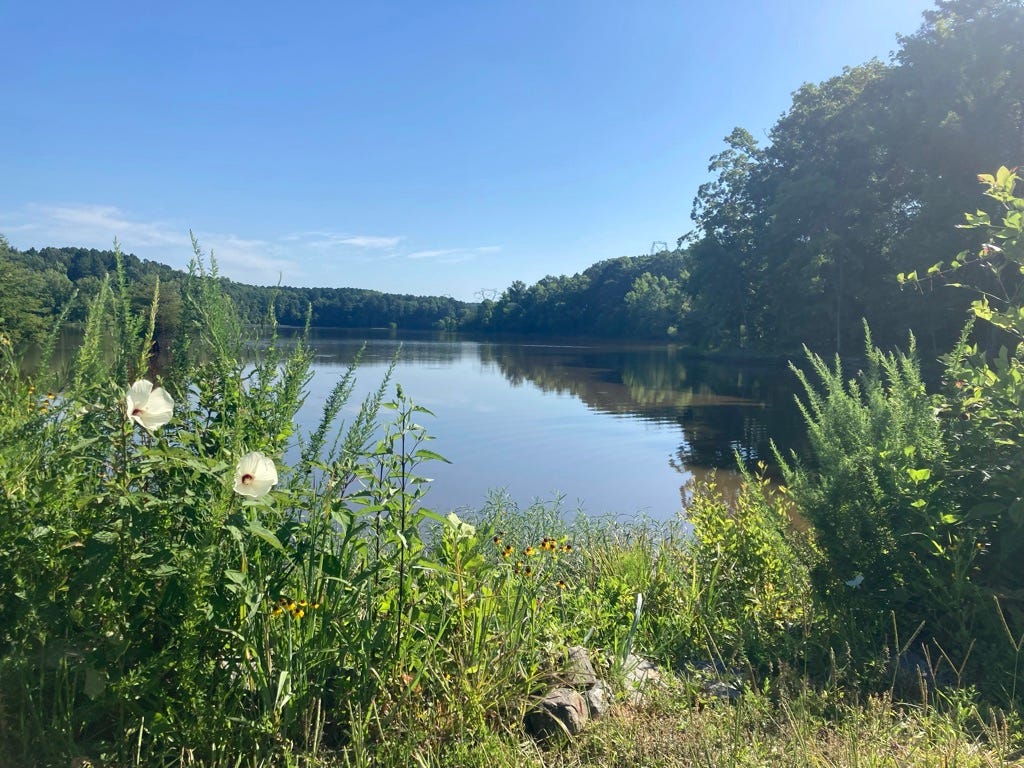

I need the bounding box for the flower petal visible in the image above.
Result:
[126,379,173,431]
[233,451,278,498]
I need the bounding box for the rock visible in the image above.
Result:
[622,653,662,706]
[562,645,598,689]
[703,679,743,702]
[687,659,744,703]
[524,687,588,739]
[689,659,727,676]
[890,649,954,699]
[584,679,613,718]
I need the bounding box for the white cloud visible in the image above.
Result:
[2,203,188,249]
[406,245,500,263]
[197,233,301,285]
[337,235,403,249]
[0,202,502,293]
[283,231,403,250]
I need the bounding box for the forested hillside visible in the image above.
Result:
[0,239,474,346]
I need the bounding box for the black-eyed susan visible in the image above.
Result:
[501,544,514,559]
[556,580,568,590]
[561,543,573,554]
[524,546,537,557]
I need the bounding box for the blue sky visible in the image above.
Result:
[1,1,935,301]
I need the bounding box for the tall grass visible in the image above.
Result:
[0,244,1020,766]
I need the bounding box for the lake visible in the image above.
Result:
[297,329,803,520]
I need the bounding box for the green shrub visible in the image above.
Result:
[684,470,815,672]
[777,331,971,667]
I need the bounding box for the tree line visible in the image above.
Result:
[467,0,1024,355]
[3,1,1022,356]
[0,240,474,347]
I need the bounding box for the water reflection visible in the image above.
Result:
[473,341,800,473]
[44,327,802,517]
[298,330,804,516]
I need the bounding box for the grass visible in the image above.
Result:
[328,675,1022,768]
[0,247,1021,767]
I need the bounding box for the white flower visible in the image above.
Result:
[126,380,174,432]
[233,451,278,498]
[845,574,864,589]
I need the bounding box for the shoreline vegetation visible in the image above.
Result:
[2,169,1024,766]
[2,4,1024,763]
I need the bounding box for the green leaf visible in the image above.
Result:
[247,519,285,551]
[906,467,931,483]
[91,529,119,544]
[414,448,450,463]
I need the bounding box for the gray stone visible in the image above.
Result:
[622,653,662,706]
[524,687,588,739]
[687,659,744,702]
[584,679,613,718]
[890,649,954,698]
[703,679,743,702]
[562,645,598,689]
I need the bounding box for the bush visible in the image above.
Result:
[780,168,1024,702]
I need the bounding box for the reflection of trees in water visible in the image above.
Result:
[289,328,472,368]
[283,331,805,475]
[482,342,803,471]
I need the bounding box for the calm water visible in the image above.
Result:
[297,329,803,520]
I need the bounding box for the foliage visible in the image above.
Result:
[780,170,1024,699]
[0,229,1020,764]
[470,249,690,339]
[0,242,540,766]
[0,241,472,341]
[927,167,1024,693]
[0,235,75,348]
[680,0,1024,355]
[777,332,973,668]
[684,470,815,672]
